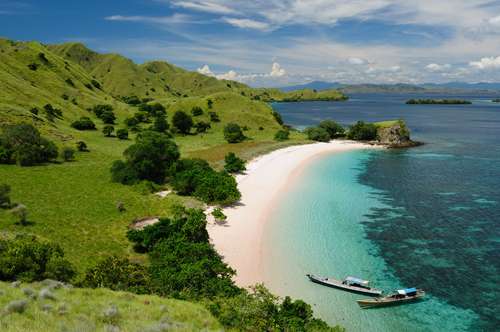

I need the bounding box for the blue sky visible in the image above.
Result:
[2,0,500,86]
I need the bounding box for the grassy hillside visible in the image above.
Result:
[0,281,220,331]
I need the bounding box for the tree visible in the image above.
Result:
[111,131,180,184]
[224,123,245,143]
[0,184,11,208]
[304,127,330,142]
[172,111,193,134]
[152,114,169,133]
[319,120,345,138]
[191,106,204,116]
[71,117,96,130]
[194,121,211,134]
[99,110,116,124]
[11,204,28,225]
[76,141,88,152]
[0,124,58,166]
[103,125,115,137]
[209,111,220,122]
[274,130,290,141]
[61,147,75,162]
[347,121,377,141]
[224,153,246,173]
[116,129,129,140]
[207,99,213,109]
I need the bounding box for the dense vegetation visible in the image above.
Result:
[224,152,246,173]
[346,121,378,140]
[406,98,471,105]
[0,124,58,166]
[304,120,345,142]
[492,98,500,103]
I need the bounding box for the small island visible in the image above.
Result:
[406,98,471,105]
[492,98,500,103]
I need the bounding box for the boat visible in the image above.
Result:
[306,274,383,296]
[357,288,425,308]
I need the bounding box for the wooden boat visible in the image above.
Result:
[357,288,425,308]
[306,274,383,296]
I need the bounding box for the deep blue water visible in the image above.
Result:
[272,94,500,331]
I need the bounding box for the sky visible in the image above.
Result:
[2,0,500,87]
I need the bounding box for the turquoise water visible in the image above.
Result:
[267,94,500,331]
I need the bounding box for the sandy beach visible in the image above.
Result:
[208,140,378,287]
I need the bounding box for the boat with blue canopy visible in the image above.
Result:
[357,287,425,308]
[306,274,382,296]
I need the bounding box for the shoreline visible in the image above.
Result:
[207,140,380,287]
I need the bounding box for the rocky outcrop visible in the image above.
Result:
[376,120,421,148]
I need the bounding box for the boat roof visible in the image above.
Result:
[345,276,369,285]
[397,287,417,295]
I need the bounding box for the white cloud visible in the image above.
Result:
[347,57,366,65]
[216,70,239,80]
[197,64,214,76]
[171,1,236,14]
[105,14,193,25]
[270,62,286,77]
[469,56,500,69]
[488,15,500,27]
[221,17,270,30]
[426,63,451,72]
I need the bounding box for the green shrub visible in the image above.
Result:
[224,123,245,143]
[0,124,58,166]
[81,256,150,294]
[111,131,179,184]
[274,129,290,141]
[304,127,330,142]
[191,106,204,116]
[172,111,193,134]
[61,147,75,162]
[194,121,211,134]
[102,125,115,137]
[207,99,213,109]
[0,184,11,208]
[347,121,377,140]
[209,111,220,122]
[319,120,345,138]
[91,79,101,89]
[152,114,169,133]
[71,117,96,130]
[224,153,246,173]
[0,236,75,282]
[76,141,88,152]
[212,208,227,222]
[122,95,141,105]
[272,111,284,125]
[170,159,241,205]
[116,129,129,140]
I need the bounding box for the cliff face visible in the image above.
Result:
[375,120,420,147]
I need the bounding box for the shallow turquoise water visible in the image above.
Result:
[267,94,500,331]
[263,150,478,331]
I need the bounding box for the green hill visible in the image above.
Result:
[0,281,220,331]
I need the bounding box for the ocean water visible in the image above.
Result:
[266,94,500,331]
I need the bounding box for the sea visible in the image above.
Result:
[265,94,500,331]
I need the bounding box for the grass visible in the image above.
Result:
[373,120,401,128]
[0,281,221,331]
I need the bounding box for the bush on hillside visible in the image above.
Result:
[224,153,246,173]
[209,111,220,122]
[0,124,58,166]
[319,120,345,138]
[61,147,75,162]
[172,111,193,134]
[272,110,284,125]
[169,159,241,205]
[194,121,211,134]
[223,123,245,143]
[207,99,213,109]
[139,103,166,117]
[116,129,129,140]
[191,106,204,116]
[304,126,330,142]
[122,95,141,105]
[81,256,150,294]
[347,121,377,141]
[152,114,169,133]
[76,141,88,152]
[111,131,180,185]
[91,104,116,124]
[274,129,290,141]
[71,117,96,130]
[0,184,11,208]
[0,236,75,282]
[103,125,115,137]
[43,104,63,121]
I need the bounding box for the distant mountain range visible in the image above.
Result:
[281,81,500,94]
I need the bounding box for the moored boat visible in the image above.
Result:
[306,274,383,296]
[357,288,425,308]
